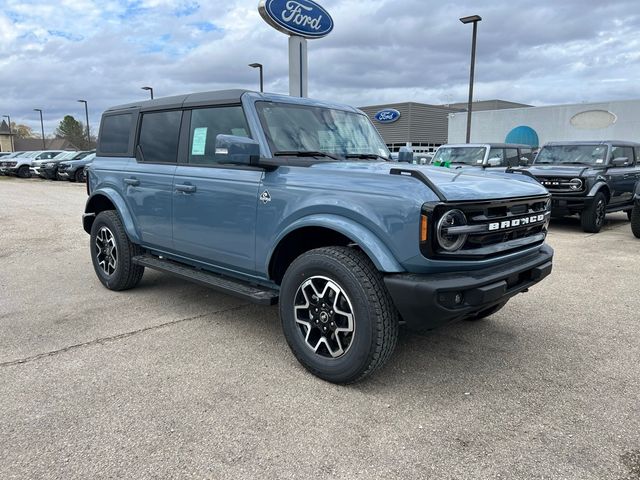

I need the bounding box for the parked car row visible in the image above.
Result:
[428,140,640,234]
[0,149,95,182]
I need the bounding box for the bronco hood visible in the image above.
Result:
[524,165,592,177]
[312,162,548,202]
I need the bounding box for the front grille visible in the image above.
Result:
[3,161,17,168]
[424,195,551,259]
[537,176,584,193]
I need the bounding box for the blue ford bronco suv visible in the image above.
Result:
[83,90,553,383]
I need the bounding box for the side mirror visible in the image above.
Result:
[397,146,414,163]
[610,157,629,167]
[215,135,260,165]
[519,157,530,166]
[487,157,502,166]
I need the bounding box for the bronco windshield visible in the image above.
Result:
[534,145,608,166]
[256,102,390,160]
[431,146,487,166]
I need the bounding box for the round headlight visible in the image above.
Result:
[569,178,583,191]
[437,209,468,252]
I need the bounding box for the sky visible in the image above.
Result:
[1,0,639,136]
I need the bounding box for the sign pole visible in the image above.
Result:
[288,36,308,97]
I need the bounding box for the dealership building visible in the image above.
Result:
[447,99,640,147]
[359,100,530,154]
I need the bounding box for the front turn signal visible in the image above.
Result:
[420,214,428,242]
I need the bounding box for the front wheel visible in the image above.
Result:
[75,168,85,183]
[279,246,399,384]
[90,210,144,291]
[17,165,30,178]
[631,203,640,238]
[580,192,607,233]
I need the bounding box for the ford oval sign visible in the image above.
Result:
[258,0,334,39]
[374,109,401,124]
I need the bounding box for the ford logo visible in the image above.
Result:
[374,109,401,124]
[259,0,334,39]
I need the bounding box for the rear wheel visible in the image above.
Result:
[90,210,144,291]
[580,192,607,233]
[279,246,399,384]
[631,203,640,238]
[17,165,30,178]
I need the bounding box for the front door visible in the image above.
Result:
[172,106,262,274]
[124,110,182,250]
[607,145,637,205]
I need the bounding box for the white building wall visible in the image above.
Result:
[448,99,640,145]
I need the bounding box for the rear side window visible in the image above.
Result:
[138,111,182,164]
[188,106,250,165]
[100,114,133,155]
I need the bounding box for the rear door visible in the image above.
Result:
[124,110,181,250]
[172,105,262,274]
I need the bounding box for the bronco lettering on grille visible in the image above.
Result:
[488,214,545,231]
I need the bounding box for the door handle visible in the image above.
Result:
[175,184,197,194]
[124,178,140,186]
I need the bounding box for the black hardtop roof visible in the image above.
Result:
[105,89,251,113]
[544,140,640,147]
[443,142,533,149]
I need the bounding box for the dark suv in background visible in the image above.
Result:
[523,141,640,233]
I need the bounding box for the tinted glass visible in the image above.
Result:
[505,148,519,166]
[487,148,505,166]
[138,111,182,163]
[189,106,250,165]
[100,114,133,154]
[610,146,634,166]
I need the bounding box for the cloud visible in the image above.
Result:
[0,0,639,136]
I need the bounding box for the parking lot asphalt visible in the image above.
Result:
[0,176,639,480]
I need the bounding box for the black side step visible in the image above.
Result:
[133,255,278,305]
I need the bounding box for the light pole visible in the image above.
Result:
[2,115,13,151]
[141,86,154,99]
[34,109,45,149]
[460,14,482,143]
[77,100,90,145]
[249,63,264,93]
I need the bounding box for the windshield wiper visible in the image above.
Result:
[273,150,340,160]
[345,153,387,160]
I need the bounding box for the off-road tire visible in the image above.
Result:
[90,210,144,291]
[631,203,640,238]
[580,192,607,233]
[17,165,30,178]
[279,246,399,384]
[466,301,508,321]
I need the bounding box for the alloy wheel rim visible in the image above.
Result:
[293,276,355,359]
[95,226,117,276]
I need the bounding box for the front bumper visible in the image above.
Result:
[384,244,553,330]
[550,194,593,215]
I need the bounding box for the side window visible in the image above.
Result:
[505,148,519,167]
[188,106,250,165]
[487,148,505,166]
[100,113,133,155]
[138,111,182,164]
[610,146,634,166]
[519,148,533,164]
[635,148,640,165]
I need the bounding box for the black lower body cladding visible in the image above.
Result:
[550,195,593,216]
[384,245,553,331]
